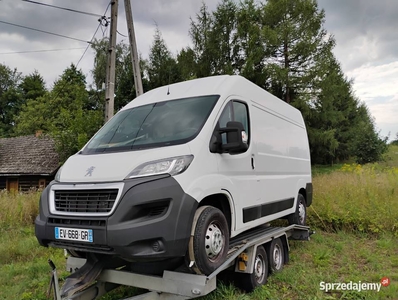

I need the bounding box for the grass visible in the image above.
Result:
[2,228,395,300]
[312,163,345,176]
[202,232,398,300]
[308,163,398,236]
[0,192,67,300]
[0,190,39,229]
[0,146,397,299]
[0,227,66,300]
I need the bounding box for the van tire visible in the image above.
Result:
[190,206,229,275]
[266,238,284,273]
[288,194,306,226]
[236,245,268,292]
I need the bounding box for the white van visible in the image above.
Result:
[35,75,312,275]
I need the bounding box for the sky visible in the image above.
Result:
[0,0,397,140]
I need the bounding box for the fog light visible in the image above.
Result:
[152,240,162,252]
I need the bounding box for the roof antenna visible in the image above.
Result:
[167,66,171,95]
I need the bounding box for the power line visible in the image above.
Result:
[51,1,111,105]
[0,48,86,55]
[76,24,101,67]
[0,20,90,44]
[116,30,127,38]
[21,0,103,18]
[76,2,112,68]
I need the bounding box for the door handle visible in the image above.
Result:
[251,156,255,170]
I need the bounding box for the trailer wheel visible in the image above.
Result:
[266,238,284,273]
[237,246,268,292]
[190,206,229,275]
[288,194,306,226]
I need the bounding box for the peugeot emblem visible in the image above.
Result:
[85,166,95,177]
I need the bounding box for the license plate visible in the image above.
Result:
[55,227,93,243]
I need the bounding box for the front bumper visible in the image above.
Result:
[35,175,198,261]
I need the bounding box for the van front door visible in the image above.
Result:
[214,99,260,233]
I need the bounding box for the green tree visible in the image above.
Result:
[189,3,214,77]
[91,38,129,111]
[15,64,102,162]
[0,64,23,136]
[234,0,268,88]
[210,0,237,75]
[391,133,398,145]
[262,0,335,103]
[91,38,149,112]
[353,109,388,164]
[146,26,181,90]
[177,47,197,80]
[304,56,354,163]
[20,70,46,101]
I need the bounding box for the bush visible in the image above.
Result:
[354,125,388,164]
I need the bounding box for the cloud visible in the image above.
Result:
[318,0,398,71]
[347,61,398,99]
[0,0,222,86]
[316,0,398,140]
[345,61,398,139]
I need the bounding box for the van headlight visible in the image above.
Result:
[54,166,63,182]
[126,155,194,179]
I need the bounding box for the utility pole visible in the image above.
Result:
[105,0,118,122]
[124,0,143,96]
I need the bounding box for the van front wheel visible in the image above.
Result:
[288,194,306,226]
[189,206,229,275]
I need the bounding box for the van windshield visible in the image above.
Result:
[82,95,219,154]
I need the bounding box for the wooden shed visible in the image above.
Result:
[0,135,60,192]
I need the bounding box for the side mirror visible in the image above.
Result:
[219,121,248,154]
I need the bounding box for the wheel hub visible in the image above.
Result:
[273,244,282,270]
[298,202,305,224]
[254,255,265,282]
[205,223,224,259]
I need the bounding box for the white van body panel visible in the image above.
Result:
[59,144,192,183]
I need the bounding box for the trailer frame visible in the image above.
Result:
[49,224,312,300]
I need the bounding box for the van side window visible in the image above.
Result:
[218,101,250,145]
[233,101,249,136]
[219,102,233,128]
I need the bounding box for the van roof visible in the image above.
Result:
[122,75,303,126]
[123,75,233,109]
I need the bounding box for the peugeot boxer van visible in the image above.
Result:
[35,75,312,275]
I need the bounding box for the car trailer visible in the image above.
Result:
[47,224,312,300]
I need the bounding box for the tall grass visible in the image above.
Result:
[0,190,40,229]
[0,191,65,300]
[309,163,398,235]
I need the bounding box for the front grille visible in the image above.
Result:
[54,189,118,213]
[49,217,106,227]
[49,242,114,254]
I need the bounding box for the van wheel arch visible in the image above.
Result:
[299,188,306,204]
[198,193,232,234]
